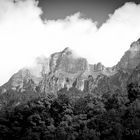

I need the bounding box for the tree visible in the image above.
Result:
[127,82,140,102]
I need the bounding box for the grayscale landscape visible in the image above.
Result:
[0,0,140,140]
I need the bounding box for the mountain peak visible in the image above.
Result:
[116,38,140,71]
[63,47,72,52]
[130,38,140,52]
[93,62,105,71]
[1,38,140,94]
[62,47,73,56]
[137,38,140,43]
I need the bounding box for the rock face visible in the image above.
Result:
[127,63,140,85]
[1,69,38,92]
[40,47,90,93]
[116,38,140,72]
[0,47,91,94]
[81,38,140,95]
[1,38,140,97]
[94,38,140,95]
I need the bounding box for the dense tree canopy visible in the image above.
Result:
[0,81,140,140]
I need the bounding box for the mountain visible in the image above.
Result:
[116,38,140,72]
[93,38,140,96]
[1,39,140,140]
[39,47,90,93]
[127,63,140,85]
[0,47,114,95]
[0,47,89,93]
[1,69,38,93]
[1,38,140,101]
[80,38,140,96]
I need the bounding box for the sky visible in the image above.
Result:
[0,0,140,85]
[39,0,140,26]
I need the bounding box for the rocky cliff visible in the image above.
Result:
[1,38,140,97]
[0,47,93,94]
[82,38,140,95]
[116,38,140,72]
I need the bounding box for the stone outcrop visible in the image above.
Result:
[1,38,140,96]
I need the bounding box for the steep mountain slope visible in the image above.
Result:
[1,69,39,93]
[113,38,140,89]
[1,38,140,98]
[83,38,140,95]
[127,63,140,85]
[116,38,140,72]
[0,47,99,94]
[39,47,90,93]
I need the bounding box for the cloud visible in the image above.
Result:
[0,0,140,85]
[97,2,140,64]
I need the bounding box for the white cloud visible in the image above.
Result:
[0,0,140,85]
[97,2,140,65]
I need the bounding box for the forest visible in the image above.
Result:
[0,81,140,140]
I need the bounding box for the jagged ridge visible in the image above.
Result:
[1,38,140,96]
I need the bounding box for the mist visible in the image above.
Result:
[0,0,140,85]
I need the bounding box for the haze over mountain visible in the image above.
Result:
[1,0,140,85]
[1,38,140,98]
[1,38,140,140]
[1,1,140,140]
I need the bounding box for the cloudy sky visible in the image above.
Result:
[0,0,140,85]
[39,0,140,26]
